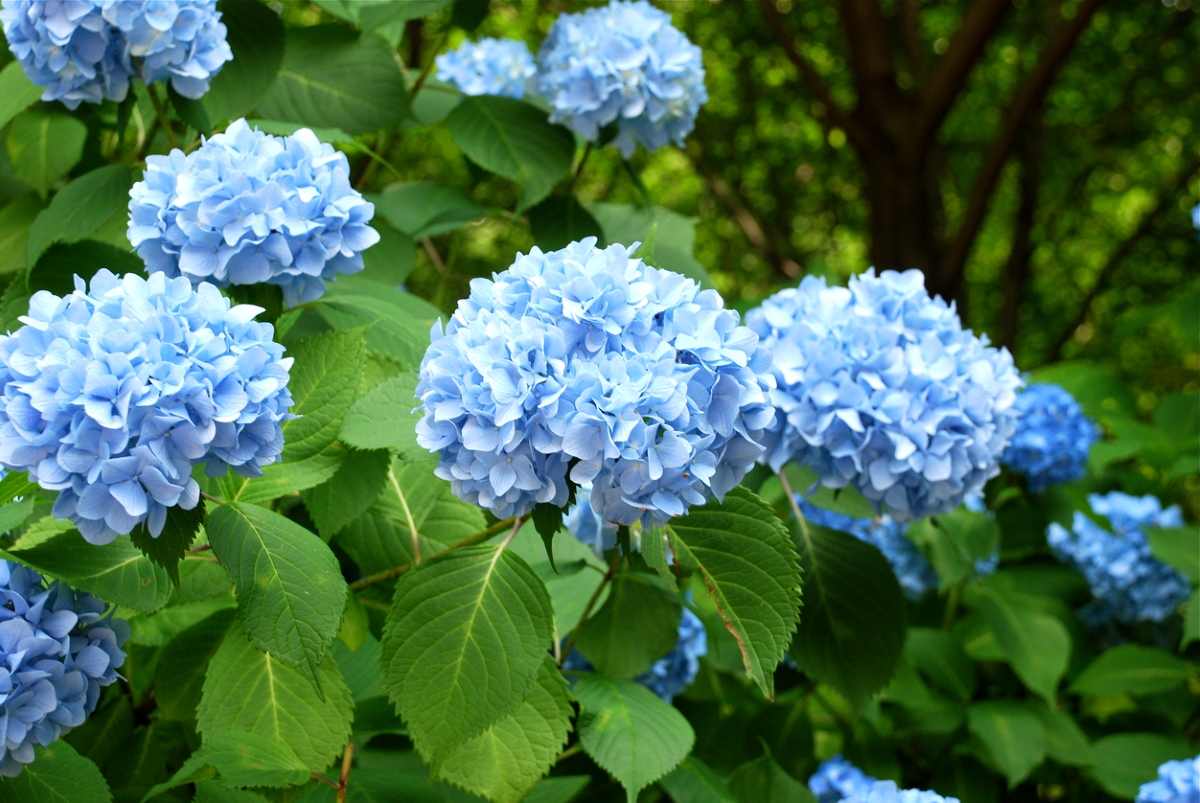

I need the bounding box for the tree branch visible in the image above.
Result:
[914,0,1012,151]
[755,0,869,149]
[1048,156,1200,360]
[998,105,1044,351]
[837,0,897,120]
[898,0,925,76]
[937,0,1101,293]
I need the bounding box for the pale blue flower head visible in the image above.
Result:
[535,0,708,158]
[845,781,961,803]
[809,755,876,803]
[1003,383,1098,491]
[416,238,774,526]
[128,119,380,307]
[436,37,535,99]
[638,604,706,701]
[1136,755,1199,803]
[0,560,128,777]
[0,271,294,544]
[747,270,1022,522]
[102,0,232,99]
[1048,492,1190,630]
[1,0,132,109]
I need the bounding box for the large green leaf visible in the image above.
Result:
[1069,644,1192,696]
[0,61,43,131]
[203,0,285,122]
[4,741,112,803]
[973,589,1069,702]
[360,221,416,286]
[4,530,171,612]
[966,701,1047,788]
[727,755,816,803]
[335,459,485,574]
[0,194,46,275]
[908,508,999,589]
[301,447,392,539]
[154,608,238,721]
[786,518,904,707]
[25,163,132,269]
[373,182,486,240]
[1032,704,1093,768]
[660,756,737,803]
[528,195,604,252]
[1146,526,1200,583]
[573,675,695,803]
[576,573,681,680]
[589,203,714,288]
[380,545,554,761]
[28,239,142,295]
[129,503,204,587]
[6,110,87,197]
[506,519,611,638]
[258,26,408,135]
[1184,588,1199,649]
[905,627,977,702]
[194,782,270,803]
[318,291,438,369]
[207,502,347,692]
[1087,733,1192,799]
[339,372,426,456]
[197,626,354,773]
[141,731,310,801]
[358,0,453,30]
[445,96,575,210]
[665,488,800,699]
[436,657,573,803]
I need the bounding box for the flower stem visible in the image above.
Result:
[558,549,622,667]
[347,517,516,591]
[144,83,180,150]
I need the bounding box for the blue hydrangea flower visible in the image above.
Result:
[564,481,618,556]
[535,0,708,158]
[0,560,128,777]
[809,755,877,803]
[845,782,961,803]
[1,0,131,109]
[747,270,1021,522]
[128,119,380,307]
[102,0,232,100]
[1136,755,1199,803]
[638,605,706,702]
[1003,383,1098,492]
[0,271,293,544]
[1048,492,1191,631]
[416,238,775,527]
[436,37,535,99]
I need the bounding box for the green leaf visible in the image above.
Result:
[506,519,610,638]
[360,221,416,286]
[207,502,346,692]
[128,593,235,647]
[358,0,453,30]
[25,164,133,269]
[4,741,112,803]
[258,26,408,135]
[908,508,999,589]
[450,0,490,31]
[336,592,370,651]
[445,97,575,210]
[1069,644,1192,696]
[197,624,354,772]
[573,675,695,803]
[194,782,270,803]
[0,195,46,275]
[1032,704,1093,767]
[1087,733,1192,799]
[1146,526,1200,583]
[0,61,44,131]
[589,203,715,288]
[246,119,356,144]
[1184,588,1199,649]
[530,503,562,573]
[523,777,591,803]
[338,372,425,456]
[154,608,238,721]
[1029,360,1136,420]
[966,701,1047,788]
[373,181,486,240]
[0,496,34,533]
[301,448,392,539]
[141,730,310,801]
[28,240,142,295]
[5,110,87,197]
[665,488,800,699]
[641,527,678,593]
[202,0,285,123]
[660,756,737,803]
[905,627,977,702]
[380,544,554,762]
[318,291,438,369]
[528,195,604,252]
[727,755,816,803]
[436,657,573,803]
[335,459,486,574]
[168,83,212,134]
[129,503,204,587]
[786,519,904,707]
[1,271,32,332]
[576,573,681,680]
[0,469,37,504]
[4,530,171,612]
[973,589,1070,702]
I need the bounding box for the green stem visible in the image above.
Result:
[347,517,515,591]
[410,29,449,95]
[144,83,180,150]
[558,549,622,667]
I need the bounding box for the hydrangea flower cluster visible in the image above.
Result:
[416,238,775,528]
[747,270,1021,522]
[128,119,380,307]
[0,271,293,544]
[1047,492,1191,630]
[1,0,231,110]
[436,37,535,99]
[845,782,960,803]
[1136,755,1199,803]
[0,560,128,777]
[564,481,618,556]
[1002,383,1098,491]
[809,755,877,803]
[535,0,708,158]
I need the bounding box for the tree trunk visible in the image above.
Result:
[860,149,949,297]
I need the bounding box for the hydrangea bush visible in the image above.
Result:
[0,1,1193,801]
